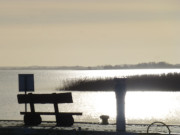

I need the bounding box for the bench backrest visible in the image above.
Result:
[17,93,73,104]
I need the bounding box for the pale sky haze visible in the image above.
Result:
[0,0,180,66]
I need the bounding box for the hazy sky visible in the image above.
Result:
[0,0,180,66]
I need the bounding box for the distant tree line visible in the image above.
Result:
[100,62,180,70]
[0,62,180,70]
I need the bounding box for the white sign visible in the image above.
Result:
[18,74,34,92]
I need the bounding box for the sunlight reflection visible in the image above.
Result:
[126,92,180,120]
[93,92,116,117]
[88,91,180,124]
[69,69,180,79]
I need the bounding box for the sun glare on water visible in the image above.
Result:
[126,92,180,120]
[87,69,180,124]
[71,69,180,124]
[90,91,180,124]
[93,92,116,117]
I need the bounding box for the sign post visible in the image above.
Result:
[18,74,34,112]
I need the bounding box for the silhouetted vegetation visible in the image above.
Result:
[59,78,115,91]
[58,73,180,91]
[127,73,180,91]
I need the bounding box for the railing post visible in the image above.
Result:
[114,78,126,132]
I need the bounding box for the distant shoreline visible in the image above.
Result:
[0,62,180,70]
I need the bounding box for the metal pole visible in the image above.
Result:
[114,78,126,132]
[25,76,27,113]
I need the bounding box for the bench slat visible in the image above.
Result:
[20,112,82,115]
[17,93,73,104]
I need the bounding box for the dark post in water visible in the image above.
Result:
[114,78,126,132]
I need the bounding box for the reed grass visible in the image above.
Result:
[58,73,180,91]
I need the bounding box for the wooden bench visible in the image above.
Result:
[17,92,82,126]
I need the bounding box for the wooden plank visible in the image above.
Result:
[17,93,73,104]
[20,112,82,115]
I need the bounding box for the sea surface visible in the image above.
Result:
[1,69,180,125]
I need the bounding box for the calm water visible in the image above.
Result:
[0,69,180,124]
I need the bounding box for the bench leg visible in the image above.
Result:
[24,114,42,126]
[56,114,74,127]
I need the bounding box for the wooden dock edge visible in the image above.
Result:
[0,127,176,135]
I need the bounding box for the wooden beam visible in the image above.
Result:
[17,93,73,104]
[115,78,126,132]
